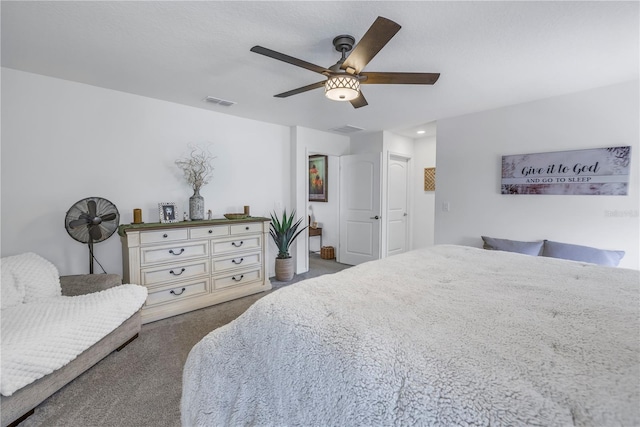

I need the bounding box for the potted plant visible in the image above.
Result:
[270,209,308,281]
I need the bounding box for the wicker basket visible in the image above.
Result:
[320,246,335,260]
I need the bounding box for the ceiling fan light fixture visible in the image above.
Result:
[325,75,360,101]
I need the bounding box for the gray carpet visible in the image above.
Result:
[20,254,350,427]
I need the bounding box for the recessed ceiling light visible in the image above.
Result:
[417,130,426,134]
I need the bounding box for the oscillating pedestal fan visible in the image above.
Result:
[64,197,120,274]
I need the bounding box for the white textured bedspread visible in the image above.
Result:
[182,245,640,426]
[1,284,147,396]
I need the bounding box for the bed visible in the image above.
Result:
[181,245,639,426]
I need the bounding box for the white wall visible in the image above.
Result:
[1,68,292,276]
[291,126,350,273]
[383,131,414,157]
[413,134,437,249]
[435,80,640,269]
[350,132,383,154]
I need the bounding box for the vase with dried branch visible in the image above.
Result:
[175,145,215,220]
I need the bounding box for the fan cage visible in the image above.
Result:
[65,197,120,244]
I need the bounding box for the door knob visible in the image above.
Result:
[370,215,380,220]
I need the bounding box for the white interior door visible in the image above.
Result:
[386,155,410,256]
[339,153,382,265]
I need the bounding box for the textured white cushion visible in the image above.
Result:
[1,284,148,396]
[1,266,24,309]
[1,253,61,303]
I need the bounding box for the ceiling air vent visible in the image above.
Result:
[203,96,236,107]
[329,125,364,134]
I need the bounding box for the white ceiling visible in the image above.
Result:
[2,1,638,138]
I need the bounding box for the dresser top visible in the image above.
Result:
[118,217,270,236]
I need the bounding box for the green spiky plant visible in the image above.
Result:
[270,209,308,259]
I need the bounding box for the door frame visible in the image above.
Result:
[385,152,413,256]
[338,152,383,265]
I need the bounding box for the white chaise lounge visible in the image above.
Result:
[1,253,147,427]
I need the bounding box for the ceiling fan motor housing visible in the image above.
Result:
[332,35,355,53]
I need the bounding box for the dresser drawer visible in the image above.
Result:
[141,259,209,286]
[212,251,261,273]
[189,225,229,239]
[140,229,188,245]
[141,241,208,266]
[230,223,262,235]
[212,235,261,255]
[212,268,262,290]
[146,278,209,307]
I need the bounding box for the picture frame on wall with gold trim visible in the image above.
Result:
[309,155,328,202]
[424,167,436,191]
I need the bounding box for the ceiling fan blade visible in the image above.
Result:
[350,92,368,109]
[274,81,326,98]
[69,218,90,228]
[341,16,401,74]
[89,224,102,241]
[360,72,440,85]
[87,200,97,217]
[251,46,330,75]
[100,213,117,222]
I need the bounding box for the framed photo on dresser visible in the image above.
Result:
[158,202,179,223]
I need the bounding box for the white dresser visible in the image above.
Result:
[119,218,271,323]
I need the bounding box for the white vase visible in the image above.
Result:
[189,189,204,220]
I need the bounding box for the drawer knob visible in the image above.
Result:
[208,229,213,234]
[231,258,244,265]
[232,241,244,247]
[163,234,168,238]
[170,268,186,276]
[232,275,244,282]
[245,226,249,230]
[169,248,185,256]
[170,287,186,296]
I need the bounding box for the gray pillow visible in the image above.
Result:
[542,240,625,267]
[481,236,543,256]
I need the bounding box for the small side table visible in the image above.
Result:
[309,226,322,253]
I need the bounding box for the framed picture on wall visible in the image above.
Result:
[424,167,436,191]
[309,155,328,202]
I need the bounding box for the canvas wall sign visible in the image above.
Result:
[501,146,631,195]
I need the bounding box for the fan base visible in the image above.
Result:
[332,35,355,53]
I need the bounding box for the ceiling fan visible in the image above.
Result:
[250,16,440,109]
